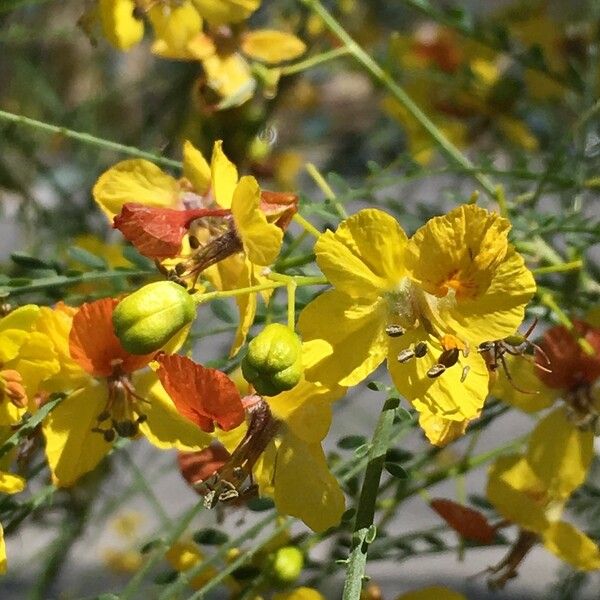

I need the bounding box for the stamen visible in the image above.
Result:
[386,324,406,337]
[414,341,428,358]
[397,349,415,363]
[427,364,446,378]
[189,235,200,249]
[438,347,460,368]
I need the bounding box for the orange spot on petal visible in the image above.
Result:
[69,298,154,377]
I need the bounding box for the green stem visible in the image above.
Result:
[342,397,399,600]
[0,109,182,169]
[306,162,348,219]
[299,0,499,201]
[533,260,583,275]
[280,47,351,75]
[293,213,322,238]
[1,269,155,298]
[287,280,297,329]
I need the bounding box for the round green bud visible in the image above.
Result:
[113,281,196,355]
[269,546,304,585]
[241,323,303,396]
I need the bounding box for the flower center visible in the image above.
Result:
[435,268,479,300]
[92,363,149,442]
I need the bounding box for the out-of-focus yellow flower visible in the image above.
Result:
[0,470,26,574]
[487,408,600,570]
[299,205,535,435]
[274,588,326,600]
[103,548,144,573]
[395,586,466,600]
[0,305,59,425]
[191,0,259,26]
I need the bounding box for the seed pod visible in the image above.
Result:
[113,281,196,355]
[241,323,303,396]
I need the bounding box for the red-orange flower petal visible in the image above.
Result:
[69,298,154,377]
[535,321,600,390]
[178,445,231,488]
[113,203,231,259]
[430,498,496,544]
[156,354,245,432]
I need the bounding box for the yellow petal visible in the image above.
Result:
[148,1,203,60]
[486,454,549,534]
[491,354,556,413]
[0,472,25,494]
[418,410,470,447]
[298,291,388,387]
[11,332,60,400]
[315,209,408,299]
[191,0,259,25]
[42,383,112,487]
[136,372,212,452]
[93,159,179,220]
[0,330,28,364]
[242,30,306,64]
[0,524,5,574]
[99,0,144,50]
[0,401,24,427]
[272,431,345,532]
[201,53,255,107]
[267,378,343,444]
[183,140,211,194]
[211,141,238,208]
[0,305,40,333]
[526,408,594,500]
[543,521,600,570]
[232,176,283,266]
[395,586,466,600]
[274,588,325,600]
[388,331,489,421]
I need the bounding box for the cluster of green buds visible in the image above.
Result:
[241,323,303,396]
[112,281,197,355]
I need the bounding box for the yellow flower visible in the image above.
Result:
[487,408,600,570]
[98,0,144,50]
[274,588,325,600]
[0,470,26,574]
[299,205,535,428]
[38,299,210,487]
[191,0,260,26]
[0,305,60,425]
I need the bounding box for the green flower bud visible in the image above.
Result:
[269,546,304,585]
[241,323,303,396]
[113,281,196,355]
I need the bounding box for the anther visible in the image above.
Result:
[189,235,200,249]
[427,364,446,378]
[175,262,187,276]
[397,349,415,363]
[438,347,460,368]
[96,410,110,422]
[136,414,147,424]
[386,325,406,337]
[103,429,116,443]
[414,341,428,358]
[114,420,138,438]
[478,341,495,353]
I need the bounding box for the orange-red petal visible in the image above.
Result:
[156,354,245,432]
[69,298,154,377]
[178,445,231,488]
[430,498,496,544]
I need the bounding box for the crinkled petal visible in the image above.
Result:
[202,53,255,107]
[211,141,238,208]
[99,0,144,50]
[42,383,112,487]
[388,331,489,421]
[242,30,306,64]
[93,159,179,220]
[419,410,471,447]
[232,176,283,266]
[0,305,40,333]
[183,140,211,195]
[298,290,388,387]
[543,521,600,570]
[526,408,593,500]
[135,371,213,451]
[315,209,408,299]
[272,430,345,532]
